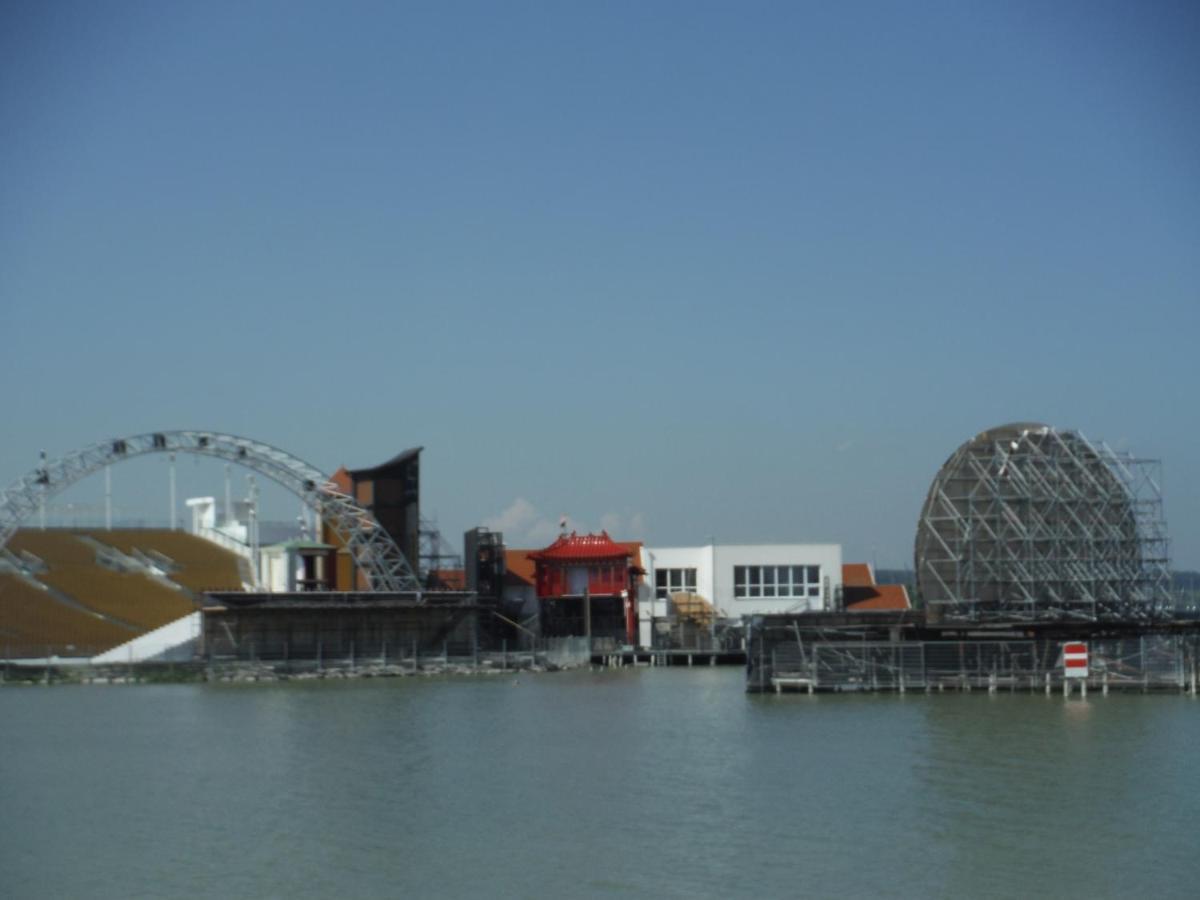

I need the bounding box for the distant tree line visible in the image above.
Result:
[873,569,1200,610]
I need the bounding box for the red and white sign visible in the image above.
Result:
[1063,642,1088,679]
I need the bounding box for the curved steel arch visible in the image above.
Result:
[0,431,421,594]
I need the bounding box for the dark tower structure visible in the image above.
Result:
[464,527,506,606]
[324,448,423,591]
[345,448,422,581]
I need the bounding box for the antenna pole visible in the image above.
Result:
[169,452,177,530]
[39,450,47,530]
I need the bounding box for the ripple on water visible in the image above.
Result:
[1,673,1198,899]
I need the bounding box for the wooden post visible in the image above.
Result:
[758,628,765,692]
[583,588,591,651]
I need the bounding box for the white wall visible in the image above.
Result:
[91,612,201,664]
[261,546,293,592]
[639,543,843,644]
[187,497,217,530]
[715,544,842,615]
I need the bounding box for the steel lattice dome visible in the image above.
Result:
[914,422,1151,619]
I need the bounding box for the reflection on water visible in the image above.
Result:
[915,693,1197,899]
[1,671,1197,899]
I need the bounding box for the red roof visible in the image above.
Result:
[845,584,911,611]
[528,531,632,563]
[842,562,910,610]
[506,540,643,587]
[842,563,875,588]
[620,541,645,574]
[329,466,352,494]
[505,550,537,587]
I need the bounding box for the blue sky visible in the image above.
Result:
[2,1,1198,568]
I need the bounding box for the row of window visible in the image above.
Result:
[655,567,696,600]
[734,565,820,599]
[654,565,823,600]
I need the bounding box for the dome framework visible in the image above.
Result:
[915,423,1171,622]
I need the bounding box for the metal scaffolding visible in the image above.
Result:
[0,431,421,593]
[419,514,463,582]
[746,628,1200,694]
[915,423,1172,622]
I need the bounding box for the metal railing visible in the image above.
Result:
[748,633,1200,693]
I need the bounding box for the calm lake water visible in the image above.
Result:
[2,667,1197,899]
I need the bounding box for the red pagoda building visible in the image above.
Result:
[528,531,640,646]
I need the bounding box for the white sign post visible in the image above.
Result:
[1063,641,1088,697]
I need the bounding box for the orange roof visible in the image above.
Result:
[329,466,352,494]
[616,541,644,573]
[845,583,911,611]
[505,550,537,587]
[842,563,875,587]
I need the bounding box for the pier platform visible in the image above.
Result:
[592,649,746,668]
[747,611,1200,694]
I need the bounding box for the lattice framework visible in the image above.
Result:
[0,431,421,593]
[915,423,1171,621]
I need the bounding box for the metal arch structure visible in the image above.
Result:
[0,431,422,594]
[914,422,1172,623]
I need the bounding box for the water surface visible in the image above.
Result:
[2,668,1196,898]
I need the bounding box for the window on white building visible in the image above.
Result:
[655,567,697,600]
[733,565,821,599]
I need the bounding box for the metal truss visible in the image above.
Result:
[0,431,421,594]
[419,515,463,581]
[915,423,1172,622]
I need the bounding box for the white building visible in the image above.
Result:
[638,543,843,647]
[260,540,335,593]
[185,496,255,545]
